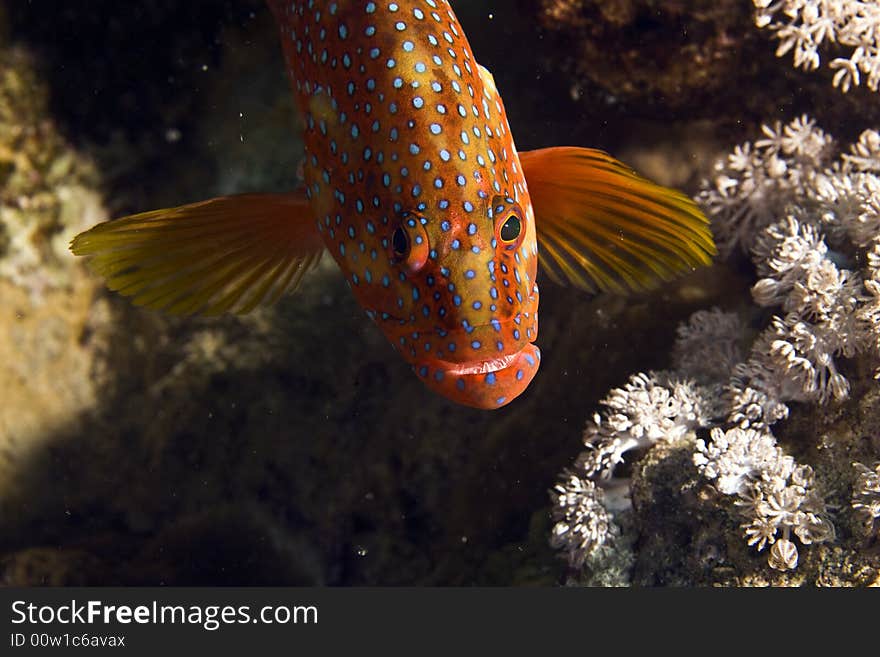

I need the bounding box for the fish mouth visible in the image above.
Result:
[415,342,542,410]
[431,350,522,377]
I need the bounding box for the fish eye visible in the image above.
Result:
[392,226,410,257]
[391,214,429,272]
[499,214,522,243]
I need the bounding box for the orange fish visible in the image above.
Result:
[71,0,715,409]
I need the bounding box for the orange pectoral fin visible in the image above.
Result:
[520,147,716,295]
[70,192,325,315]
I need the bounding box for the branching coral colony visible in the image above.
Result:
[753,0,880,93]
[549,115,880,576]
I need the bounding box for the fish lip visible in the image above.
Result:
[430,346,526,376]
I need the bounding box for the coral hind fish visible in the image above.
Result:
[70,0,715,409]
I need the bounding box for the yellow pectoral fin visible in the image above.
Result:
[520,147,716,295]
[70,192,325,315]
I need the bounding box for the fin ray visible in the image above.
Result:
[520,147,715,294]
[70,192,325,315]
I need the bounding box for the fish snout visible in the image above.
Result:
[431,305,538,364]
[407,304,540,408]
[374,286,540,408]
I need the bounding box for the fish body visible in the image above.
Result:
[270,0,539,408]
[70,1,715,410]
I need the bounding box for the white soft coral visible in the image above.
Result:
[754,0,880,92]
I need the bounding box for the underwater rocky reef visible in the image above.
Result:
[0,0,878,586]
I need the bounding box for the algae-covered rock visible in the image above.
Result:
[535,0,880,144]
[0,43,112,535]
[540,0,754,109]
[0,47,104,296]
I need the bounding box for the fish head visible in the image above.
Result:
[365,181,540,410]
